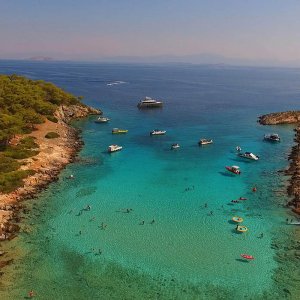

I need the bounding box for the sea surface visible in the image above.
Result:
[1,61,300,299]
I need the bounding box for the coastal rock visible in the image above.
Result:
[259,111,300,214]
[258,111,300,125]
[55,104,101,124]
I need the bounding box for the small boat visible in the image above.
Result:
[225,165,241,175]
[150,129,166,136]
[232,216,243,223]
[239,197,247,201]
[171,143,180,150]
[238,152,259,160]
[264,133,280,142]
[240,254,254,260]
[112,128,128,134]
[95,116,110,123]
[287,221,300,225]
[107,145,123,153]
[137,97,163,108]
[198,139,213,145]
[236,225,248,233]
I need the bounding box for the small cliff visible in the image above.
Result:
[259,111,300,125]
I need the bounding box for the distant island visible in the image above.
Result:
[27,56,53,61]
[259,111,300,214]
[0,75,100,246]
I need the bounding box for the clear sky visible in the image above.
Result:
[1,0,300,64]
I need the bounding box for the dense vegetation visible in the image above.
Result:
[0,74,81,193]
[0,74,80,142]
[45,132,60,139]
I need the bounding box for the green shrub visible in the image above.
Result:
[0,169,35,193]
[45,132,60,139]
[47,115,58,123]
[0,156,21,173]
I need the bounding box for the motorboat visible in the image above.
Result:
[107,145,123,153]
[236,225,248,233]
[112,128,128,134]
[171,143,180,150]
[137,97,163,108]
[95,116,110,123]
[240,254,254,260]
[264,133,280,142]
[150,129,166,136]
[238,152,259,160]
[232,216,243,223]
[225,165,241,175]
[198,139,213,145]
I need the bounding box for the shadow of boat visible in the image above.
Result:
[219,171,235,177]
[235,258,250,263]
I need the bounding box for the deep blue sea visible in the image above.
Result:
[1,61,300,299]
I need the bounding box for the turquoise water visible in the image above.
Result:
[1,62,300,299]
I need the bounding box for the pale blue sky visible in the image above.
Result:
[1,0,300,63]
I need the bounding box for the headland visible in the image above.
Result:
[259,111,300,214]
[0,75,101,271]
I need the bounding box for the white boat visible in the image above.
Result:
[150,129,166,136]
[108,145,123,153]
[198,139,213,145]
[238,152,259,160]
[264,133,280,142]
[95,116,110,123]
[171,143,180,150]
[137,97,163,108]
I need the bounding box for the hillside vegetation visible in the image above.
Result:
[0,74,82,193]
[0,74,81,142]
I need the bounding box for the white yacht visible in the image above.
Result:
[95,116,110,123]
[198,139,213,145]
[108,145,123,153]
[264,133,280,142]
[150,129,166,136]
[238,152,259,160]
[171,143,180,150]
[137,97,163,108]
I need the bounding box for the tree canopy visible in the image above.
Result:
[0,74,81,142]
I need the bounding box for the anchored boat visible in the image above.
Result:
[95,116,110,123]
[240,254,254,260]
[137,97,163,108]
[232,216,244,223]
[150,129,166,136]
[198,139,213,145]
[264,133,280,142]
[112,128,128,134]
[171,143,180,150]
[238,152,259,160]
[236,225,248,233]
[108,145,123,153]
[225,165,241,175]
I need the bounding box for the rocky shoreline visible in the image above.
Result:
[259,111,300,214]
[0,104,101,269]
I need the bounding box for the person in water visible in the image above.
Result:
[150,219,155,224]
[28,290,34,298]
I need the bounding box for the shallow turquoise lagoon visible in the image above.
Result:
[1,61,300,299]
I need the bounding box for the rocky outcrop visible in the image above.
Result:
[259,111,300,214]
[259,111,300,125]
[55,104,101,123]
[286,126,300,214]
